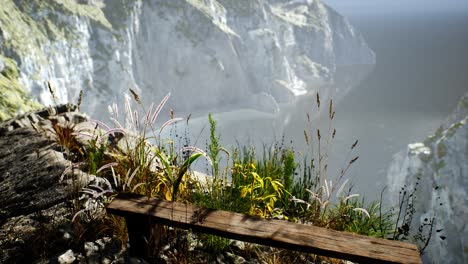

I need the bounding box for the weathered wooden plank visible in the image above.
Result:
[107,193,422,264]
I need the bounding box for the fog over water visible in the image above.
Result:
[315,2,468,198]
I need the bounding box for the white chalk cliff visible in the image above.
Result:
[0,0,374,121]
[387,93,468,264]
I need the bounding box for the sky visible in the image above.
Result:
[322,0,468,16]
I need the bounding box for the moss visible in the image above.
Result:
[0,0,111,62]
[270,3,325,31]
[0,0,113,120]
[458,94,468,109]
[437,141,447,159]
[420,149,433,163]
[0,55,42,121]
[184,0,238,37]
[424,126,443,145]
[36,0,112,30]
[0,1,45,60]
[434,160,446,175]
[445,121,464,138]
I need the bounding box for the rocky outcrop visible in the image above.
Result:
[0,105,91,263]
[386,93,468,264]
[0,104,87,221]
[0,0,374,121]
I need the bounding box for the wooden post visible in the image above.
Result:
[124,215,164,258]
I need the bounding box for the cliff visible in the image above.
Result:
[387,92,468,264]
[0,0,374,121]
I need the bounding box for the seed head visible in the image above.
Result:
[129,88,141,104]
[316,93,320,109]
[351,140,358,150]
[77,90,83,111]
[349,156,359,165]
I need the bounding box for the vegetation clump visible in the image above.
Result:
[0,55,42,121]
[45,89,433,263]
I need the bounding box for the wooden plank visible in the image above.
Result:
[107,193,422,264]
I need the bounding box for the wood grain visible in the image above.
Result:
[107,193,422,264]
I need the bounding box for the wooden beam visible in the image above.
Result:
[107,193,422,264]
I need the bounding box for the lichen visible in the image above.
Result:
[0,55,42,121]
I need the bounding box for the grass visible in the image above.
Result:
[40,89,433,262]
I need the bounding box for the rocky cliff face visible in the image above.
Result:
[0,0,374,121]
[386,93,468,264]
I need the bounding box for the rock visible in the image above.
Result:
[0,57,5,72]
[0,0,374,121]
[128,257,150,264]
[58,249,76,264]
[83,237,125,264]
[0,202,71,263]
[226,252,246,263]
[0,105,97,263]
[231,240,246,251]
[0,104,87,221]
[386,92,468,264]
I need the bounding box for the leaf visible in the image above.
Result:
[250,163,256,171]
[126,167,140,190]
[159,118,184,136]
[154,148,172,179]
[353,207,371,218]
[165,189,172,201]
[257,177,264,189]
[240,188,249,198]
[172,153,202,202]
[151,93,171,125]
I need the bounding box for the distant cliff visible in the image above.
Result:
[387,92,468,264]
[0,0,374,121]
